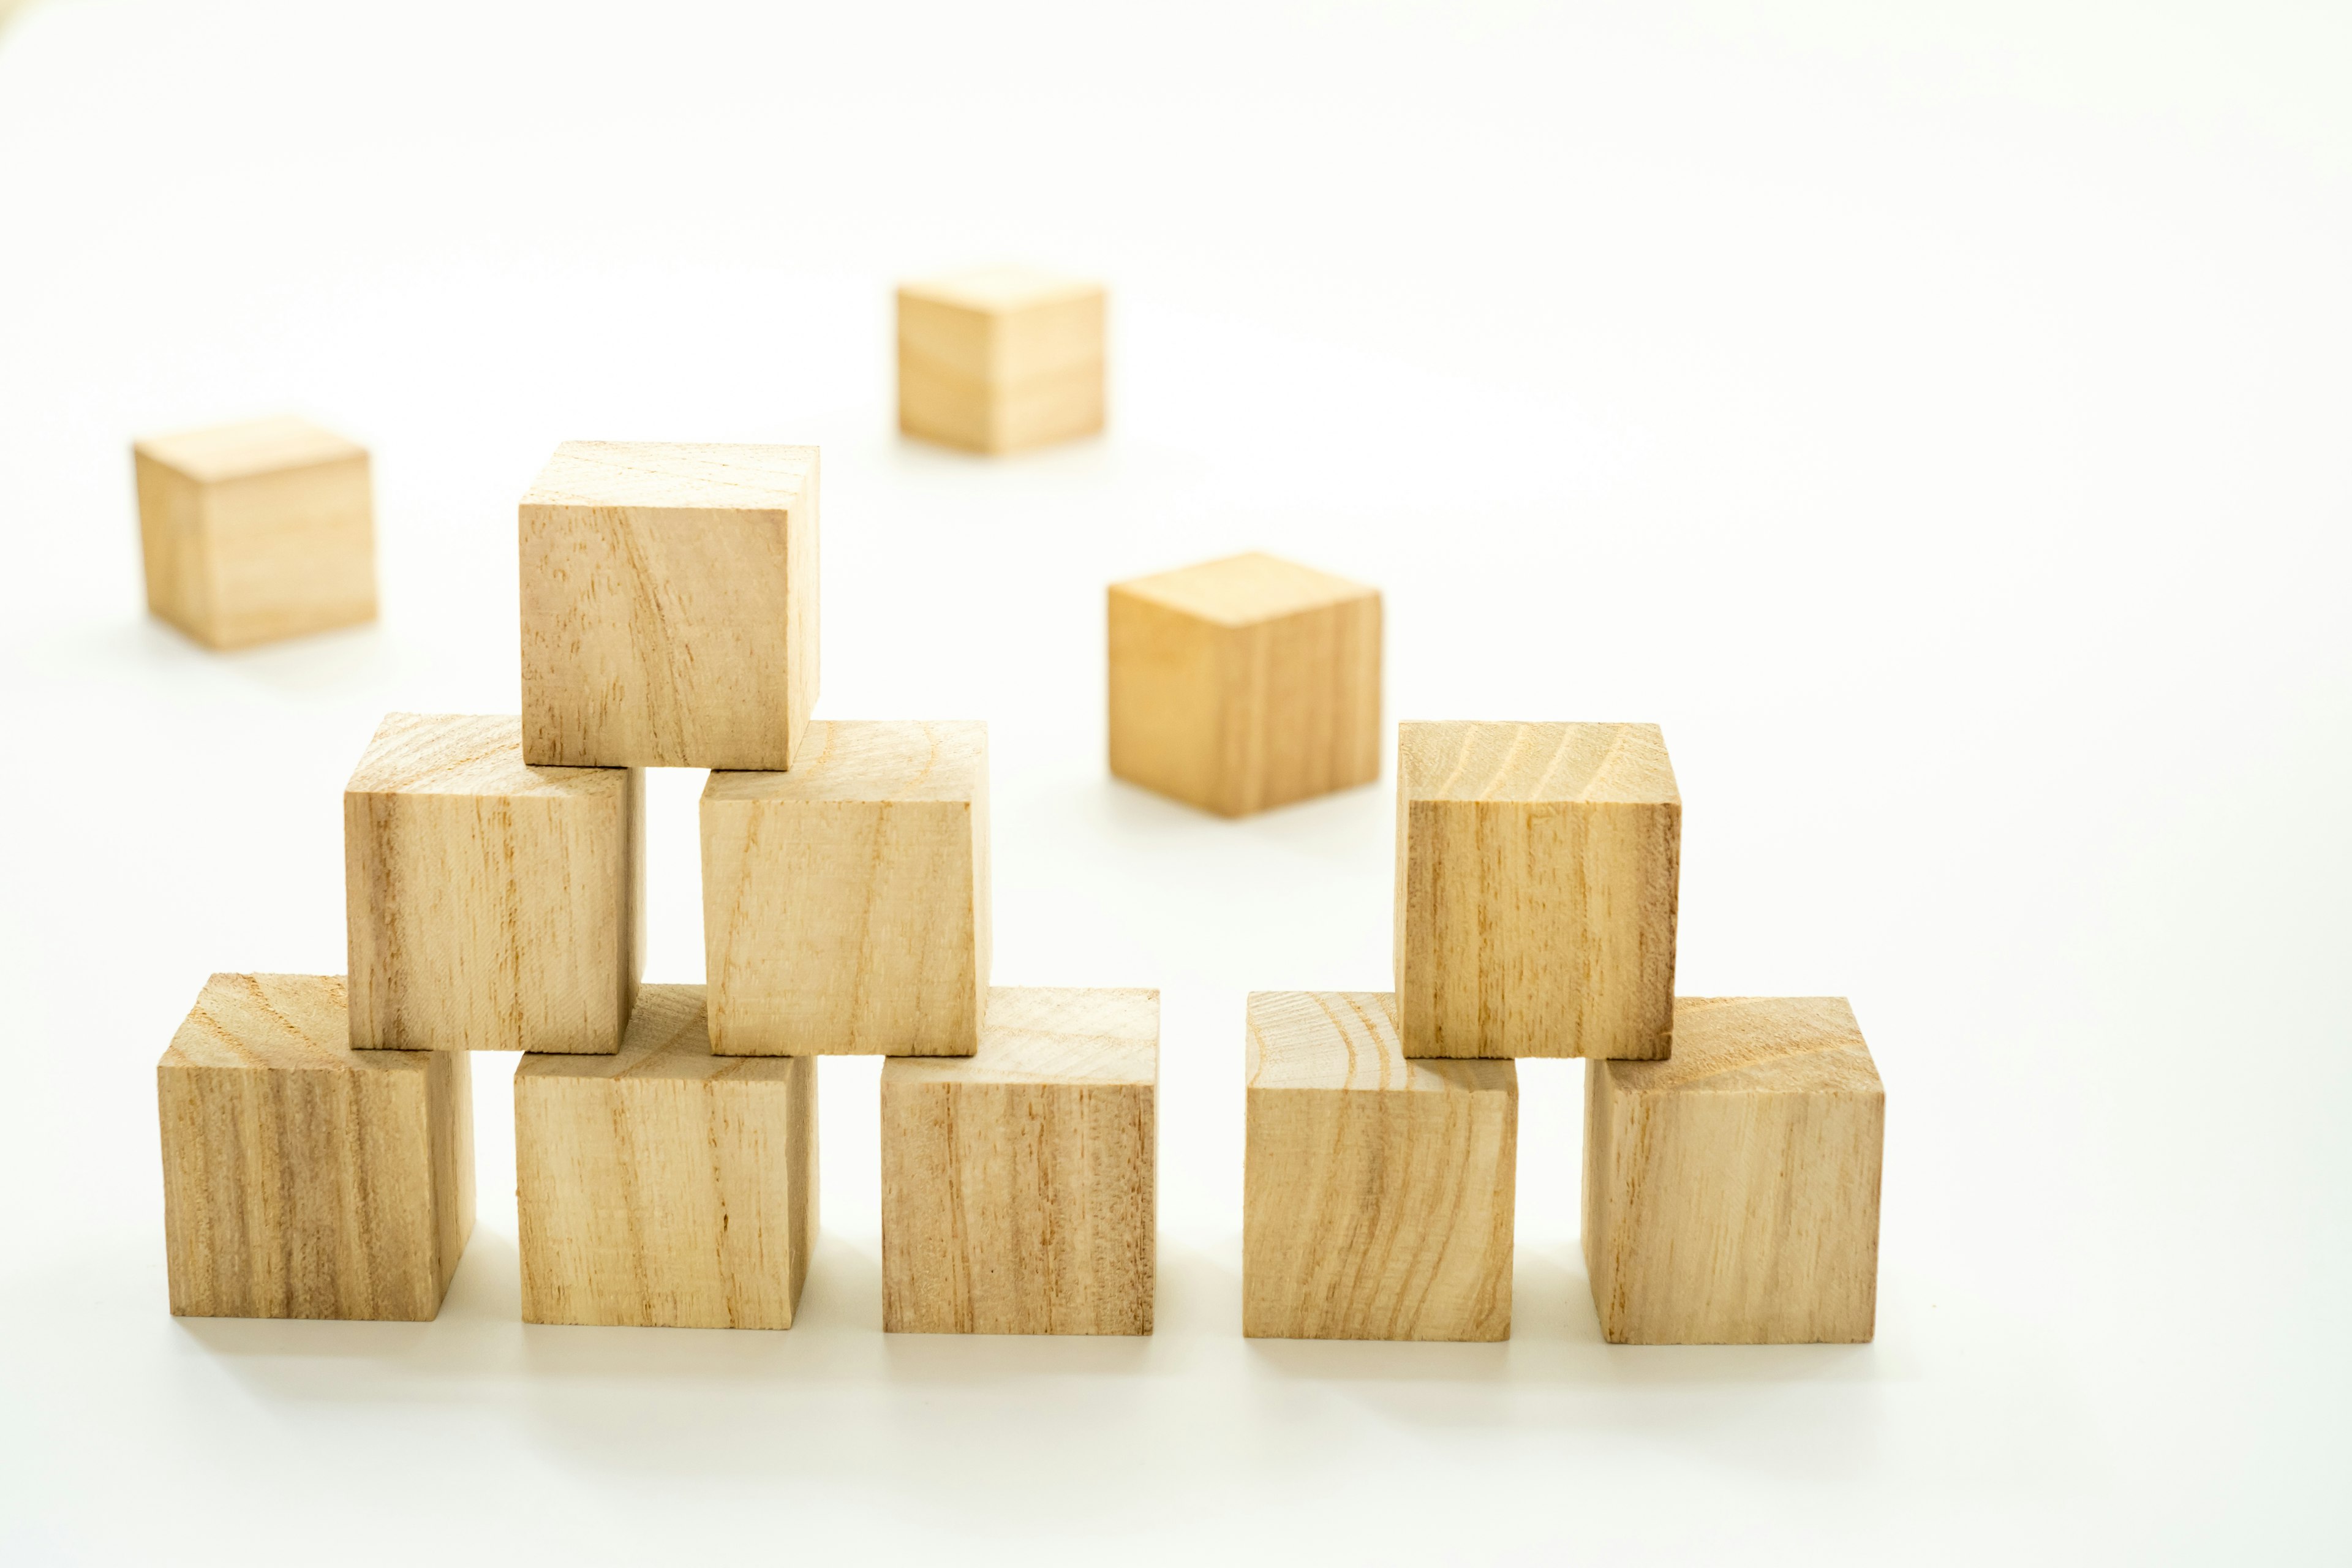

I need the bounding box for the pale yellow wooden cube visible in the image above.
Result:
[898,268,1106,454]
[344,712,643,1054]
[1585,997,1885,1344]
[157,973,473,1321]
[132,416,375,650]
[1109,552,1381,817]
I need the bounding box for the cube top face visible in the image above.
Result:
[1618,997,1880,1098]
[701,720,984,806]
[899,266,1103,317]
[522,441,816,512]
[345,712,631,801]
[1112,551,1374,630]
[134,416,365,484]
[516,985,800,1086]
[164,973,377,1073]
[884,987,1158,1088]
[1245,992,1511,1096]
[1399,721,1678,807]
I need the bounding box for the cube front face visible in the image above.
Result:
[703,720,988,1057]
[1108,553,1382,818]
[345,714,644,1054]
[1242,992,1515,1341]
[899,273,1106,454]
[134,417,376,650]
[1395,721,1680,1059]
[880,987,1158,1335]
[1584,997,1884,1345]
[514,986,817,1330]
[157,974,474,1321]
[518,442,820,770]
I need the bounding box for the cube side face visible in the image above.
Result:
[704,796,982,1055]
[345,778,641,1053]
[200,457,378,650]
[881,1078,1156,1335]
[1242,1082,1516,1341]
[157,1055,456,1321]
[519,502,813,769]
[1588,1082,1883,1344]
[987,358,1106,453]
[1398,797,1679,1058]
[514,1061,816,1329]
[134,453,213,642]
[1243,595,1382,815]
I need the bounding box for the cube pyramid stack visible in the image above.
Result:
[157,440,1159,1333]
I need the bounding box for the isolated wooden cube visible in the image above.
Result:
[881,987,1157,1335]
[1243,992,1515,1341]
[157,973,473,1321]
[898,268,1105,454]
[703,720,987,1057]
[132,415,375,650]
[1108,552,1381,817]
[514,985,816,1330]
[345,712,643,1054]
[1585,997,1884,1344]
[1395,721,1679,1059]
[519,440,819,769]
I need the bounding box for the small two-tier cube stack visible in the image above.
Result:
[157,440,1159,1334]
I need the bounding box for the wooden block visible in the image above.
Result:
[1243,992,1515,1341]
[881,987,1157,1335]
[1395,721,1680,1059]
[1108,552,1381,817]
[132,416,375,650]
[157,973,473,1320]
[703,720,987,1056]
[898,268,1106,454]
[514,985,817,1330]
[519,441,820,769]
[1585,997,1885,1344]
[345,712,643,1054]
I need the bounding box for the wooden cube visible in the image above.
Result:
[702,720,987,1057]
[898,268,1106,454]
[345,712,643,1054]
[1243,992,1515,1341]
[132,416,375,650]
[514,985,817,1330]
[1108,552,1381,817]
[881,987,1157,1335]
[1585,997,1885,1344]
[519,441,820,769]
[1395,721,1680,1059]
[157,973,473,1321]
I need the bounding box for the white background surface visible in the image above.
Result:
[1,1,2345,1561]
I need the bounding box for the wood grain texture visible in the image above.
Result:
[703,720,988,1057]
[1109,552,1381,817]
[1584,997,1884,1344]
[881,987,1157,1335]
[132,416,375,650]
[345,712,643,1054]
[898,268,1106,454]
[1243,992,1515,1341]
[157,973,473,1321]
[519,441,819,769]
[514,985,817,1330]
[1395,721,1680,1059]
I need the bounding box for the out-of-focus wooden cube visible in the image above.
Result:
[157,973,473,1321]
[881,987,1157,1335]
[344,712,643,1054]
[1109,552,1381,817]
[1243,992,1515,1341]
[519,441,820,769]
[1395,721,1679,1059]
[898,268,1105,454]
[1585,997,1884,1344]
[132,416,375,650]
